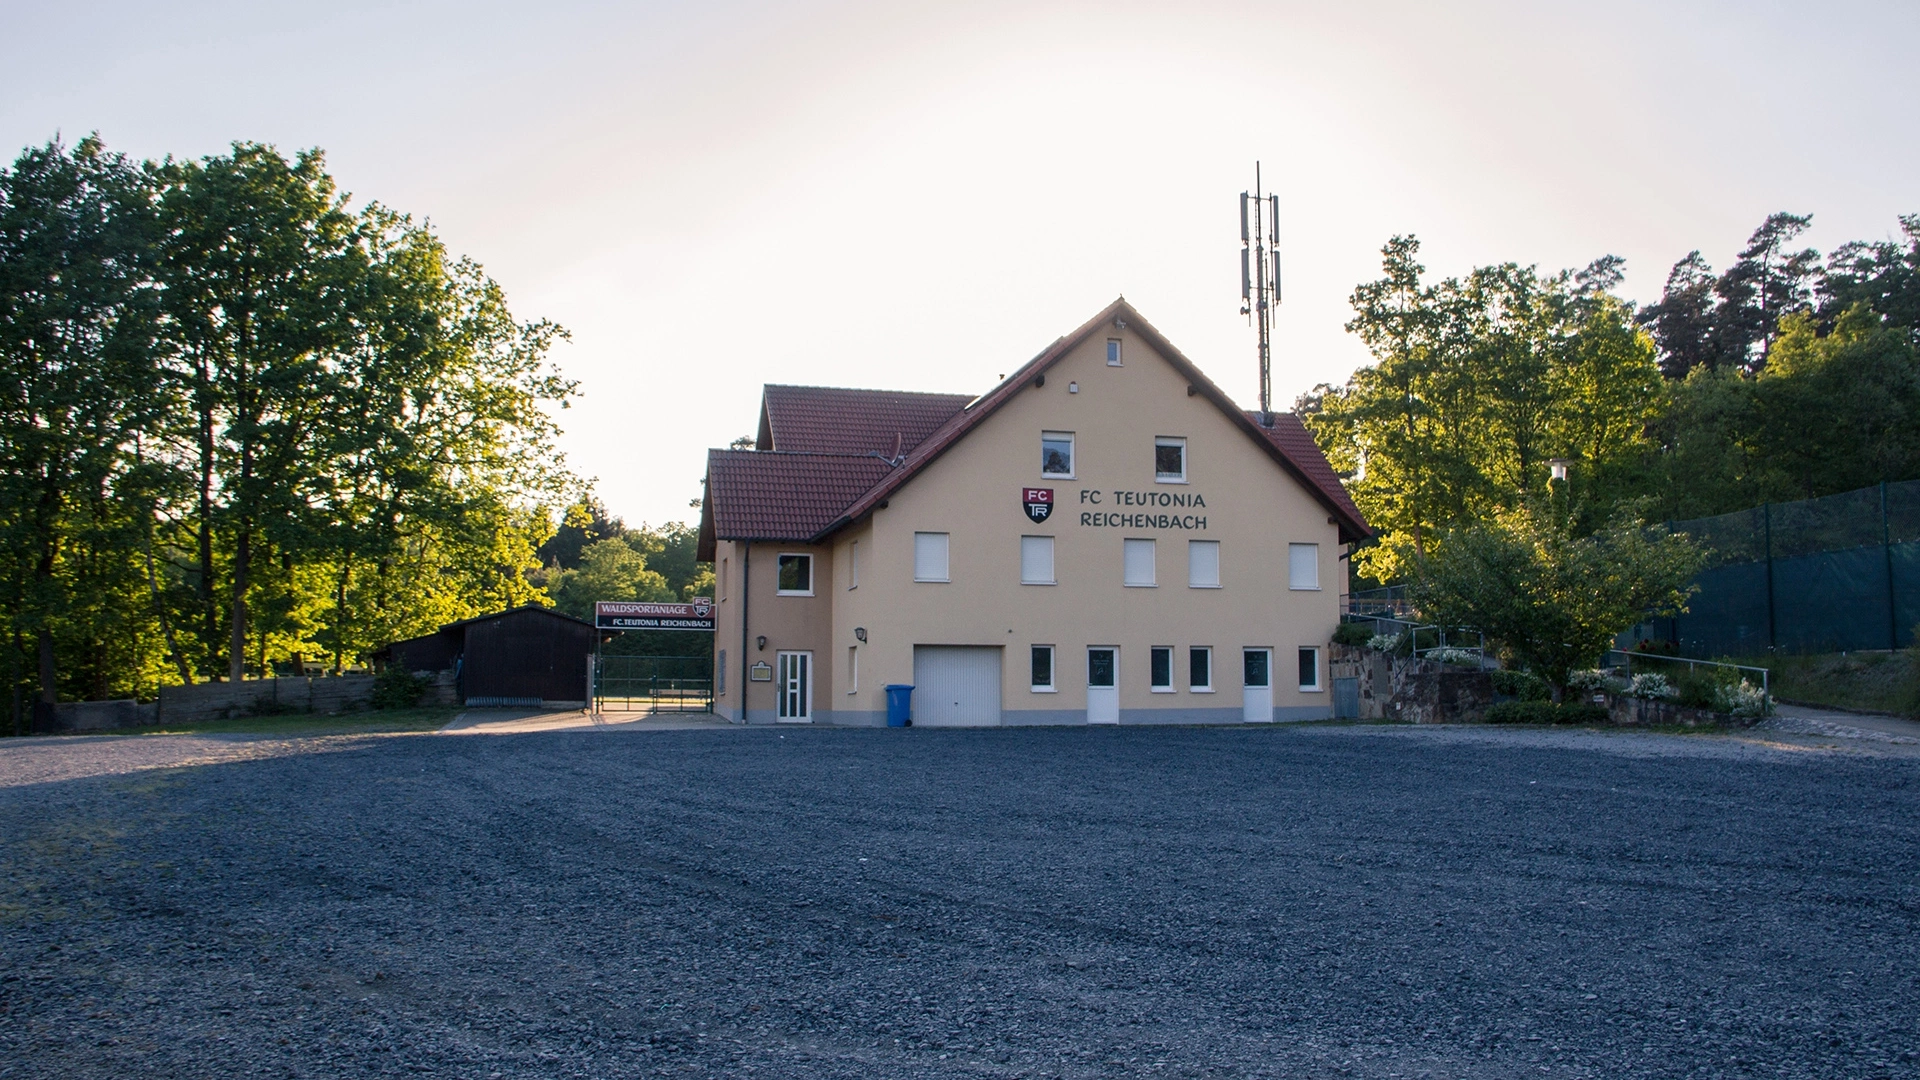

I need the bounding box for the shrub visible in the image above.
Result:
[1490,669,1551,701]
[1333,622,1377,646]
[1629,673,1675,700]
[1671,668,1725,711]
[1566,669,1611,691]
[1367,632,1405,654]
[1426,647,1480,666]
[371,666,427,710]
[1714,678,1769,718]
[1484,701,1609,725]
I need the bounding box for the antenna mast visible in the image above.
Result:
[1240,163,1281,427]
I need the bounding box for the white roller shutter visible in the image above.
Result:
[1020,536,1054,584]
[1123,538,1156,586]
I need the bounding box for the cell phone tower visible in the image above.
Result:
[1240,163,1281,428]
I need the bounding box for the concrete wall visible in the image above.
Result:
[155,675,378,724]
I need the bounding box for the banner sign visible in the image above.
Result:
[595,598,715,631]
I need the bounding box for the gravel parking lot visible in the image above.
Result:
[2,722,1916,1079]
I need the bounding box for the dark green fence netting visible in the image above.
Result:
[1630,480,1920,657]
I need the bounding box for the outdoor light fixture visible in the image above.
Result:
[756,635,767,651]
[1548,458,1572,482]
[854,627,867,643]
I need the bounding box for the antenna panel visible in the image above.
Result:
[1273,250,1282,304]
[1239,193,1249,242]
[1241,248,1251,300]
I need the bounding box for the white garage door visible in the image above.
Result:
[911,646,1003,727]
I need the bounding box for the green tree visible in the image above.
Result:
[1416,503,1703,698]
[154,143,364,682]
[0,136,167,720]
[1749,305,1920,497]
[547,539,670,621]
[1303,237,1663,582]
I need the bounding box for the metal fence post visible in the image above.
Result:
[1764,502,1777,651]
[1885,480,1899,650]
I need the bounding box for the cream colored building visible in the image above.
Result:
[696,299,1368,726]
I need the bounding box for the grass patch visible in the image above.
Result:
[120,706,459,738]
[1727,650,1920,717]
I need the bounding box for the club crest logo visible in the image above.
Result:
[691,597,713,618]
[1023,487,1053,523]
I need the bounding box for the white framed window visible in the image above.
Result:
[1298,646,1322,691]
[1041,431,1075,478]
[776,553,813,595]
[1188,540,1220,588]
[848,540,858,590]
[913,532,950,582]
[1288,543,1320,590]
[1150,646,1174,692]
[1020,535,1055,585]
[1030,645,1056,692]
[1154,437,1187,483]
[1188,646,1213,692]
[847,646,858,694]
[1123,538,1156,587]
[1106,339,1123,366]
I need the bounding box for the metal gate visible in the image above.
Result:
[594,655,713,713]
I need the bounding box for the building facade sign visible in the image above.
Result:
[1076,487,1208,529]
[594,599,716,631]
[1022,487,1054,523]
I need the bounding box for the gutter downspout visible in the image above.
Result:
[740,542,750,725]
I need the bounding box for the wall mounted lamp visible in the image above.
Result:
[854,627,867,643]
[755,635,767,651]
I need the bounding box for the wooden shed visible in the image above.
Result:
[377,606,599,707]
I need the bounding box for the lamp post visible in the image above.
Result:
[1548,458,1572,484]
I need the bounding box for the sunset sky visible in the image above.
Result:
[5,0,1915,526]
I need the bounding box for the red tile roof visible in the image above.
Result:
[1244,411,1366,530]
[699,299,1370,555]
[758,385,971,456]
[703,450,895,543]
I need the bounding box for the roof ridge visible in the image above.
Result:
[763,383,973,398]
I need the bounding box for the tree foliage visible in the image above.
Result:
[1416,504,1703,696]
[1299,237,1663,581]
[1,136,594,716]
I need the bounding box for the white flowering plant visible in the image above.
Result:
[1713,678,1769,718]
[1628,673,1675,700]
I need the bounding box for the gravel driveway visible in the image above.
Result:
[2,723,1916,1079]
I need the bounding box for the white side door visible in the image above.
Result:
[1242,647,1272,723]
[776,651,812,723]
[1087,647,1119,724]
[911,646,1003,726]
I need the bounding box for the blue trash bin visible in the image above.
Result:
[884,684,914,727]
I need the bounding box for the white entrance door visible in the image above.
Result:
[1242,647,1273,723]
[776,651,812,722]
[1087,647,1119,724]
[911,646,1003,726]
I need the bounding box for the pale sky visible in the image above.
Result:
[5,1,1916,527]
